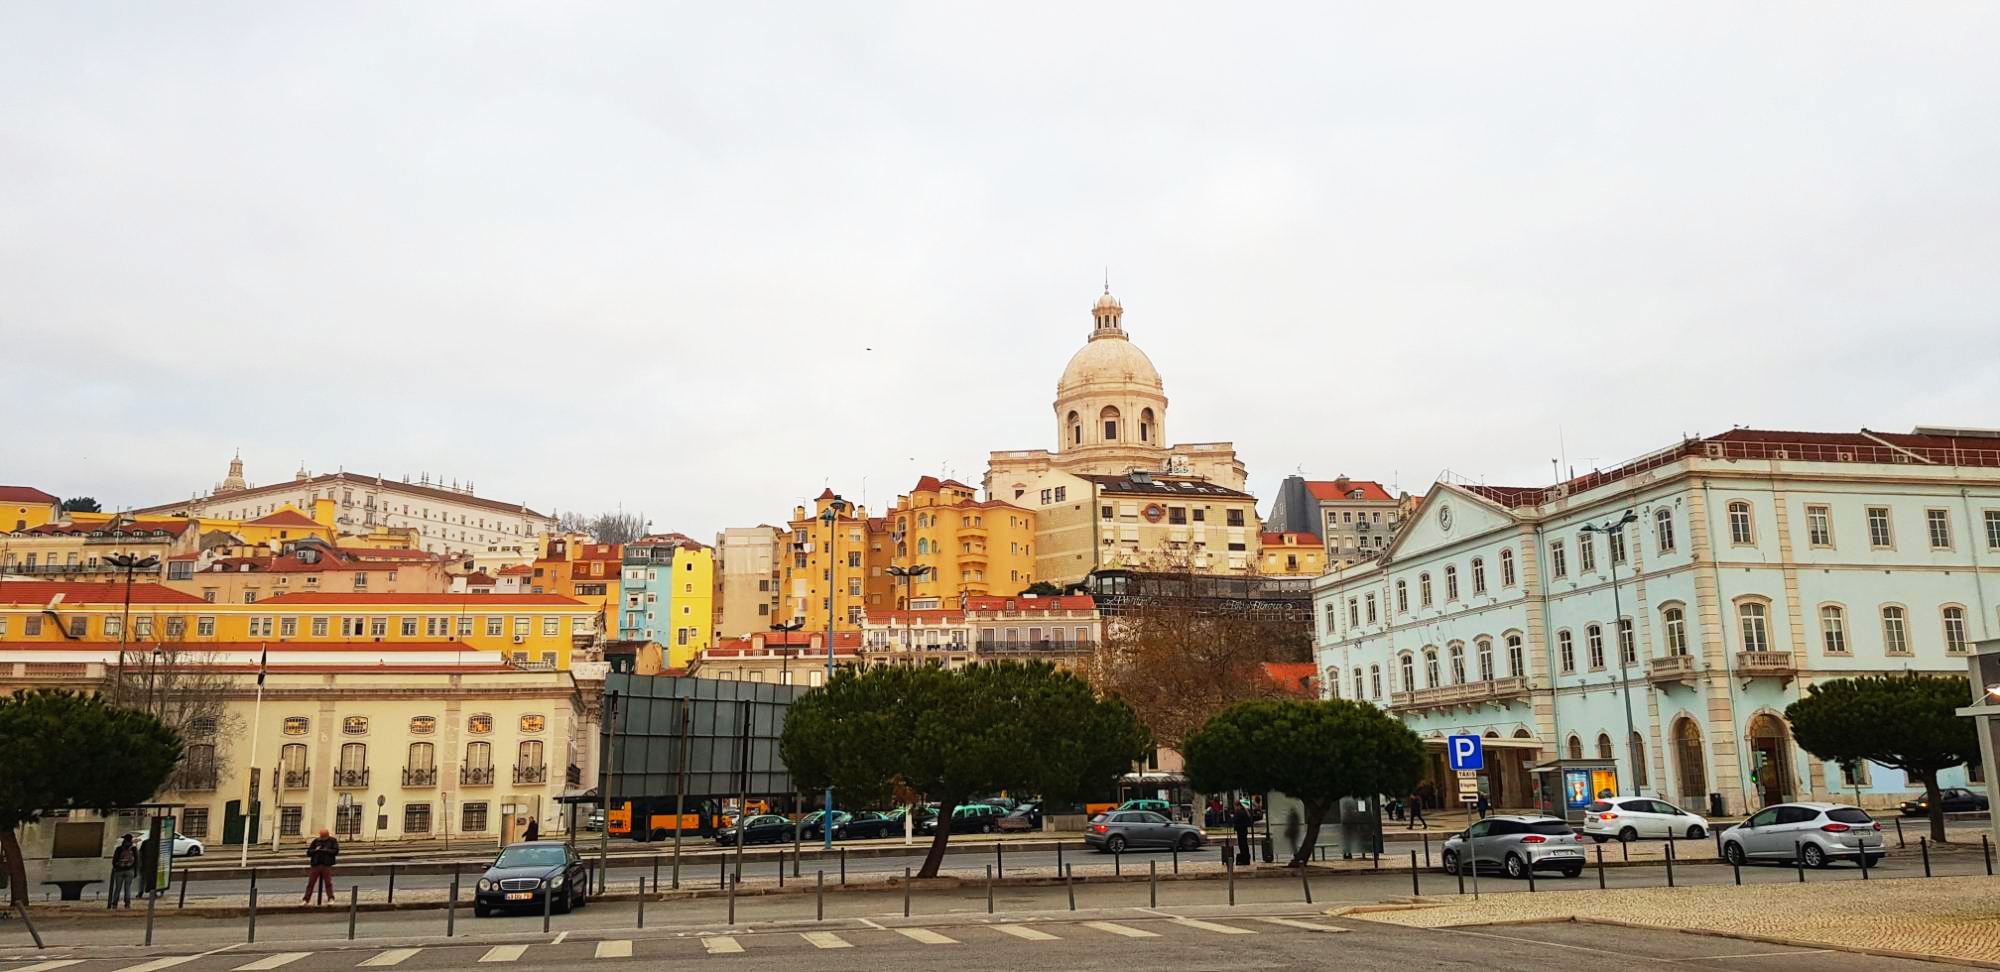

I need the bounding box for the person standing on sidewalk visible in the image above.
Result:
[107,834,139,909]
[1230,802,1253,866]
[303,828,339,904]
[523,817,540,842]
[1407,791,1429,829]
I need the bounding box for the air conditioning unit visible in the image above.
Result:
[512,635,526,644]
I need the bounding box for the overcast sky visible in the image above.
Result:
[5,3,1997,538]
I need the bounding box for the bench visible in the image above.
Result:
[42,879,102,901]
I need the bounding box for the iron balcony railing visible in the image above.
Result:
[283,768,310,789]
[402,767,437,787]
[332,768,370,788]
[513,764,547,785]
[461,766,494,786]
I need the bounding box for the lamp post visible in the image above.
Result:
[105,552,161,705]
[770,618,804,685]
[1582,510,1641,796]
[818,498,849,850]
[885,565,934,660]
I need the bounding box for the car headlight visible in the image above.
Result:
[550,875,564,889]
[478,879,491,891]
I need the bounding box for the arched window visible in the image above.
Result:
[1419,572,1433,607]
[1499,548,1516,586]
[1630,731,1649,787]
[1398,653,1415,693]
[1567,735,1584,760]
[1476,638,1494,681]
[1596,732,1613,759]
[1673,718,1707,798]
[1655,508,1676,553]
[1326,667,1340,699]
[1139,408,1154,443]
[1448,642,1466,684]
[1470,557,1486,595]
[1395,580,1408,613]
[1068,411,1081,446]
[1737,598,1771,652]
[1880,604,1909,654]
[1099,405,1120,442]
[1444,565,1459,601]
[1818,604,1847,653]
[1727,501,1754,545]
[1558,629,1576,673]
[1662,604,1689,656]
[1505,632,1524,676]
[1586,623,1605,669]
[1617,619,1636,665]
[1354,669,1366,700]
[1368,665,1381,698]
[1423,646,1440,687]
[1943,605,1970,653]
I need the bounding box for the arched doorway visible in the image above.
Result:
[1672,718,1707,809]
[1746,713,1794,807]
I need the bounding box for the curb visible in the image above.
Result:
[1469,915,2000,972]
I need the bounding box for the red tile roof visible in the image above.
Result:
[244,509,322,528]
[0,486,59,505]
[912,475,943,492]
[1260,531,1320,546]
[261,592,587,606]
[460,572,496,586]
[1262,662,1320,697]
[497,565,533,576]
[335,547,440,561]
[0,581,208,605]
[1304,479,1394,502]
[816,488,836,501]
[19,520,192,538]
[963,594,1096,613]
[938,479,974,491]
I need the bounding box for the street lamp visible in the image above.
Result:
[884,564,934,658]
[1581,510,1641,796]
[817,498,852,848]
[105,552,161,705]
[770,618,804,685]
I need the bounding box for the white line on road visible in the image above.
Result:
[701,937,742,955]
[478,945,528,963]
[593,941,632,960]
[1703,949,1834,959]
[1173,918,1256,936]
[115,957,201,972]
[893,928,958,945]
[11,962,85,972]
[800,932,852,949]
[1081,921,1158,938]
[1253,917,1349,933]
[356,949,422,968]
[233,953,312,970]
[990,924,1060,941]
[855,918,885,929]
[550,932,568,945]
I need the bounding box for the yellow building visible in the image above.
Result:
[619,534,714,671]
[1,486,60,532]
[1007,469,1264,585]
[882,476,1037,607]
[528,537,620,639]
[163,538,451,604]
[778,490,874,632]
[2,517,200,581]
[0,581,594,670]
[1259,531,1325,576]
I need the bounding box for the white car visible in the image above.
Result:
[128,831,205,857]
[1581,797,1709,842]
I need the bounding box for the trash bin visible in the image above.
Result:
[1261,835,1274,863]
[1708,792,1724,818]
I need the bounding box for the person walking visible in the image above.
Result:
[1407,792,1429,830]
[303,828,339,904]
[1474,792,1491,819]
[1230,801,1253,866]
[523,817,540,842]
[107,834,139,909]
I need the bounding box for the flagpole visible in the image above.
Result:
[241,644,267,867]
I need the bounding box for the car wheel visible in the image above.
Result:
[1106,835,1127,853]
[1503,853,1527,880]
[1618,827,1638,843]
[554,890,572,915]
[1178,833,1201,852]
[982,823,995,834]
[650,828,668,842]
[1802,844,1828,869]
[1687,825,1705,840]
[1441,851,1460,876]
[1590,835,1608,844]
[1560,866,1582,878]
[186,846,201,857]
[1723,842,1746,866]
[1864,854,1884,868]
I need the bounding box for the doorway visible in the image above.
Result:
[1746,713,1794,807]
[1672,717,1707,810]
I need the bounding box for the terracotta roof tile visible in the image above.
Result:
[243,509,322,528]
[1303,480,1394,502]
[0,486,59,505]
[261,592,586,606]
[0,581,208,605]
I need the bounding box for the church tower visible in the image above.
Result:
[217,451,248,494]
[1052,287,1170,470]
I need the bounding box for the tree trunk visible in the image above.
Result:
[916,800,957,878]
[2,826,28,909]
[1921,771,1948,844]
[1286,799,1331,867]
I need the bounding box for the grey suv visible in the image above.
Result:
[1720,802,1884,868]
[1440,815,1585,879]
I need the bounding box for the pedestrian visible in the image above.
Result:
[524,817,540,842]
[303,828,339,904]
[1407,792,1428,830]
[1474,792,1491,819]
[108,834,139,909]
[1230,801,1252,866]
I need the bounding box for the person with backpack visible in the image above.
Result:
[303,829,340,904]
[108,834,139,909]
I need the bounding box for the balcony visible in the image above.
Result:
[175,766,219,792]
[461,766,495,786]
[1736,651,1797,685]
[1646,653,1697,686]
[332,768,370,789]
[514,764,548,785]
[975,639,1097,656]
[402,767,437,787]
[283,768,310,790]
[1389,675,1537,713]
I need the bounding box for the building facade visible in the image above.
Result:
[881,476,1037,607]
[1265,475,1411,569]
[860,593,1101,670]
[690,630,862,686]
[1259,531,1325,576]
[714,526,783,640]
[1,485,61,532]
[777,491,874,632]
[164,537,451,603]
[1006,469,1263,586]
[617,534,714,671]
[1313,428,2000,814]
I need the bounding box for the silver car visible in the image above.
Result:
[1084,810,1205,853]
[1440,815,1586,879]
[1720,802,1885,868]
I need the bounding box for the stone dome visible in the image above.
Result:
[1094,291,1122,311]
[1059,334,1163,392]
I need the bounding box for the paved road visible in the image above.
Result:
[0,909,1969,971]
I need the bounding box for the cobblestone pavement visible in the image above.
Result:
[1346,874,2000,966]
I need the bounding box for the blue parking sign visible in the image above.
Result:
[1447,734,1483,771]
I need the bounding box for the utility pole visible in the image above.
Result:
[1585,511,1641,796]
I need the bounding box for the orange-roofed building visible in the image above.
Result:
[1259,531,1324,576]
[778,490,877,633]
[880,475,1037,611]
[1265,474,1413,569]
[691,630,863,686]
[861,592,1100,671]
[1,486,61,532]
[3,516,200,582]
[163,536,450,603]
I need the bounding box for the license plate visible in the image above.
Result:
[505,892,533,900]
[1547,850,1581,857]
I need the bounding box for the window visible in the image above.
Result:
[401,617,418,637]
[311,617,329,637]
[1617,619,1636,665]
[1577,533,1596,573]
[1881,605,1909,654]
[1806,504,1833,547]
[1727,502,1754,545]
[1476,638,1494,681]
[1505,633,1524,676]
[1471,558,1486,595]
[1395,580,1409,613]
[197,616,215,637]
[1987,510,2000,551]
[486,616,502,637]
[1943,606,1969,654]
[1609,527,1627,565]
[1348,598,1359,627]
[458,616,473,637]
[103,616,122,638]
[1558,629,1575,673]
[1499,547,1516,586]
[1567,735,1584,760]
[1354,669,1366,700]
[1419,573,1433,607]
[1364,594,1377,623]
[1655,509,1676,553]
[1398,652,1415,693]
[1820,605,1847,654]
[1323,604,1337,634]
[1226,509,1245,527]
[281,807,304,837]
[280,617,297,638]
[1448,643,1465,684]
[1549,541,1567,579]
[1585,624,1605,669]
[1444,565,1459,601]
[1326,668,1340,699]
[166,617,184,639]
[1596,733,1614,760]
[370,617,387,637]
[1840,760,1871,788]
[1369,665,1381,698]
[1867,506,1893,547]
[1738,601,1771,653]
[462,802,488,833]
[1927,509,1952,549]
[542,617,559,637]
[403,803,431,835]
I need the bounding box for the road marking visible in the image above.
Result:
[1704,949,1834,959]
[356,949,422,968]
[593,941,632,959]
[115,958,200,972]
[478,946,528,963]
[701,937,743,955]
[1173,918,1256,935]
[991,924,1060,941]
[893,928,957,945]
[234,953,313,970]
[550,932,568,945]
[800,932,851,949]
[855,918,885,929]
[1253,917,1349,933]
[12,963,85,972]
[1082,921,1158,938]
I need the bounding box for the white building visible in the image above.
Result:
[1314,427,2000,816]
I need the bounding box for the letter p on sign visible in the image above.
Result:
[1447,734,1483,771]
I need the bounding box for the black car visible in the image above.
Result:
[836,811,902,840]
[713,814,795,846]
[916,803,1006,835]
[1899,787,1990,816]
[474,841,588,917]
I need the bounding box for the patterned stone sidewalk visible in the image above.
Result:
[1345,875,2000,966]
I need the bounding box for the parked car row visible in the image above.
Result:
[1440,802,1890,880]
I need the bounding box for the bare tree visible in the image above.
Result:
[101,622,245,794]
[556,510,649,545]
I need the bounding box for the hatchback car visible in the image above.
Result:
[1084,810,1205,853]
[1720,802,1884,868]
[835,811,903,840]
[473,841,589,916]
[129,831,204,858]
[1899,787,1990,816]
[917,803,1006,835]
[795,810,849,840]
[1582,797,1710,842]
[1440,815,1585,879]
[1114,799,1174,817]
[714,814,796,846]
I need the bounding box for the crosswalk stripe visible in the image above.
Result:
[594,941,632,959]
[116,957,200,972]
[479,946,529,963]
[1253,917,1349,933]
[357,949,423,967]
[12,962,85,972]
[235,953,313,970]
[701,937,743,955]
[991,924,1060,941]
[1082,921,1158,938]
[893,928,958,945]
[1173,918,1256,936]
[800,932,852,949]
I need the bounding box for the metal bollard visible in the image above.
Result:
[778,851,785,888]
[1423,833,1430,868]
[247,878,258,943]
[654,855,661,892]
[1921,837,1932,877]
[447,876,458,936]
[794,845,800,879]
[904,867,912,918]
[816,870,824,921]
[1664,839,1675,887]
[349,885,360,940]
[1596,844,1606,889]
[1714,830,1723,858]
[1057,841,1065,876]
[387,863,396,904]
[1860,843,1869,881]
[1114,843,1121,877]
[727,874,737,925]
[1621,838,1628,862]
[1065,863,1075,911]
[997,841,1004,880]
[719,857,727,889]
[840,848,847,886]
[988,864,996,913]
[178,871,189,910]
[1895,817,1905,848]
[1795,841,1805,882]
[1172,844,1179,875]
[637,877,646,928]
[1408,850,1418,897]
[144,877,158,945]
[1526,855,1535,892]
[1226,854,1235,906]
[1149,860,1157,908]
[1732,855,1741,885]
[1984,834,1993,876]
